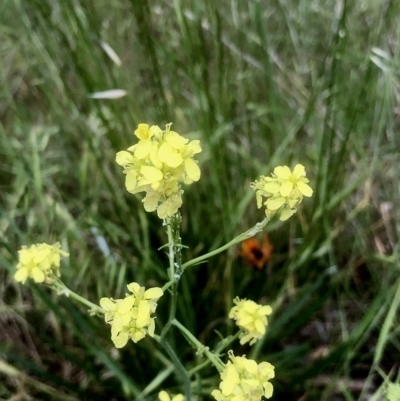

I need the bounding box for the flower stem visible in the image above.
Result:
[161,278,178,292]
[187,331,240,376]
[181,218,269,272]
[51,279,104,315]
[161,214,182,338]
[171,319,225,372]
[154,335,192,400]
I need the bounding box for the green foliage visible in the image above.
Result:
[1,0,400,399]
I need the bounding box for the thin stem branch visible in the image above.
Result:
[181,218,269,271]
[171,319,225,372]
[51,279,104,315]
[154,335,192,400]
[187,331,241,376]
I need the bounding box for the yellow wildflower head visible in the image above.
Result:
[99,282,163,348]
[158,390,184,401]
[14,242,69,284]
[251,164,313,221]
[211,351,275,401]
[229,297,272,345]
[116,123,201,219]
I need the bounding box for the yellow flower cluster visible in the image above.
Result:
[158,390,184,401]
[211,351,275,401]
[251,164,313,221]
[116,123,202,219]
[100,282,163,348]
[229,297,272,345]
[14,242,69,284]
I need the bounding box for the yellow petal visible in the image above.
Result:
[220,366,239,395]
[243,359,258,374]
[273,165,291,179]
[279,208,296,221]
[150,142,163,169]
[32,267,46,283]
[144,287,163,299]
[113,311,131,330]
[100,298,116,312]
[165,131,188,149]
[149,125,162,137]
[134,123,150,140]
[18,248,32,265]
[147,318,155,337]
[254,319,266,334]
[293,164,305,178]
[280,181,293,197]
[266,197,285,210]
[115,151,133,166]
[125,172,138,192]
[240,333,252,345]
[297,181,313,197]
[238,315,253,326]
[118,296,135,313]
[136,300,151,327]
[140,166,163,182]
[211,390,223,401]
[14,268,28,283]
[256,192,263,209]
[112,331,129,348]
[172,395,184,401]
[263,382,274,398]
[134,139,152,159]
[187,139,201,154]
[158,391,171,401]
[142,192,160,212]
[127,282,141,295]
[264,181,280,194]
[259,305,273,315]
[157,195,182,219]
[184,158,201,181]
[259,361,275,379]
[131,328,145,343]
[158,142,183,168]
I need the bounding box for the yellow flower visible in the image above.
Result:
[14,242,69,284]
[158,390,184,401]
[229,297,272,345]
[99,282,163,348]
[211,351,275,401]
[251,164,312,221]
[116,123,201,219]
[386,382,400,401]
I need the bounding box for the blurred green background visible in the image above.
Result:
[1,0,400,400]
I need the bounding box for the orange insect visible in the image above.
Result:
[240,234,273,270]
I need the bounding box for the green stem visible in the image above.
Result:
[171,319,225,372]
[161,214,182,338]
[162,278,178,292]
[181,218,269,271]
[187,331,241,376]
[166,219,176,280]
[51,279,104,315]
[154,335,192,400]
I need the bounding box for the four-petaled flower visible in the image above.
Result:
[211,351,275,401]
[251,164,313,221]
[116,123,201,219]
[100,282,163,348]
[229,297,272,345]
[14,242,69,284]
